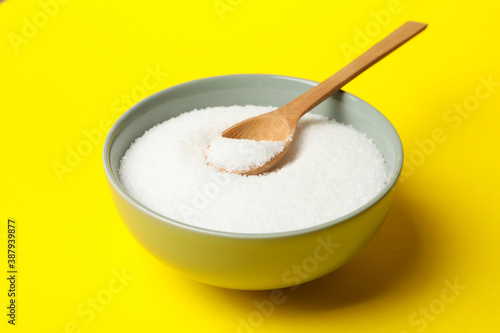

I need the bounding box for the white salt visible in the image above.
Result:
[119,105,388,234]
[206,136,289,172]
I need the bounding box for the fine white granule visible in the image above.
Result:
[206,137,289,172]
[119,105,388,234]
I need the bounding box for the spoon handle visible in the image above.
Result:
[279,21,427,122]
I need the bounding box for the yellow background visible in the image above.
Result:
[1,0,499,332]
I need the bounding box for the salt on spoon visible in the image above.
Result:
[205,136,291,173]
[206,21,427,175]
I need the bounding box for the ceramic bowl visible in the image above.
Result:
[103,74,403,290]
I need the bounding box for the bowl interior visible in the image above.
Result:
[105,74,402,226]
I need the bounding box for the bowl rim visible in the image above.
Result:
[103,73,403,240]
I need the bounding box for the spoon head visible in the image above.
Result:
[208,114,294,175]
[222,114,292,141]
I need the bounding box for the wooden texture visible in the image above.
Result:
[218,21,427,175]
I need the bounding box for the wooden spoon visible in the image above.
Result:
[212,21,427,175]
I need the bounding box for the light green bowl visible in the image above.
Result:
[103,74,403,290]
